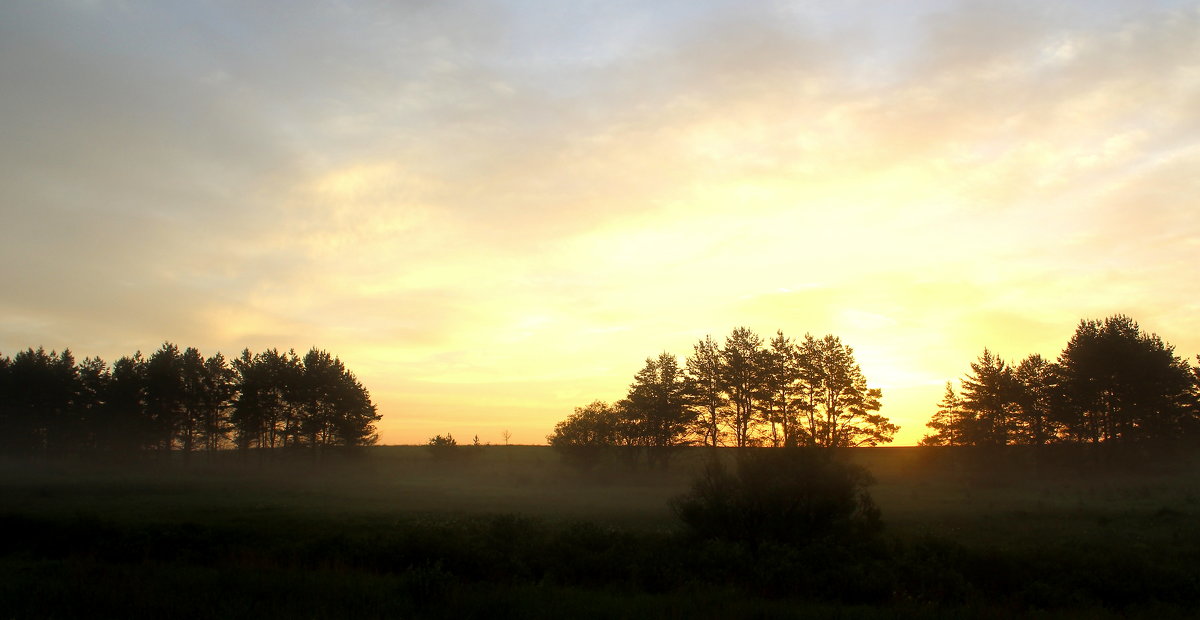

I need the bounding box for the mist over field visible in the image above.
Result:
[3,445,1199,616]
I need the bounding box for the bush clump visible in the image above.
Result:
[426,433,485,463]
[671,448,882,548]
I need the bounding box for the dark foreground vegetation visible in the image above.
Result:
[3,445,1199,618]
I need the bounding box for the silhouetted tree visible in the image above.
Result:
[624,352,695,467]
[762,331,803,447]
[321,358,380,447]
[924,315,1199,448]
[145,342,186,452]
[548,401,623,447]
[1057,315,1194,443]
[1192,356,1200,424]
[426,433,462,461]
[926,352,1056,447]
[232,348,298,449]
[106,353,148,453]
[921,382,965,446]
[0,343,377,457]
[276,350,307,447]
[1012,354,1063,445]
[555,327,896,455]
[0,348,78,454]
[75,356,110,451]
[547,400,625,470]
[199,352,236,451]
[178,347,207,454]
[722,327,767,447]
[298,349,344,447]
[685,335,727,447]
[232,348,378,450]
[959,348,1017,446]
[799,334,893,447]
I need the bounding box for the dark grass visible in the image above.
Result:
[2,446,1199,617]
[3,556,1041,620]
[2,511,1197,617]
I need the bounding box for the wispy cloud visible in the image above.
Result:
[2,1,1197,444]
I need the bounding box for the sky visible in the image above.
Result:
[2,1,1198,446]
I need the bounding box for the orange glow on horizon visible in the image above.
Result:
[1,2,1197,447]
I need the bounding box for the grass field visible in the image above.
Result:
[2,445,1198,617]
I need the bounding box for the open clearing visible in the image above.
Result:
[3,446,1199,617]
[5,445,1198,548]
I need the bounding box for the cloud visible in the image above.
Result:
[1,1,1198,444]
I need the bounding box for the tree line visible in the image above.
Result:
[549,327,898,467]
[922,315,1200,446]
[0,343,380,457]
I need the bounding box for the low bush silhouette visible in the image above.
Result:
[426,433,482,463]
[426,433,459,461]
[672,448,882,547]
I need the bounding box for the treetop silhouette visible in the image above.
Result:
[922,315,1199,446]
[0,343,379,456]
[549,326,897,467]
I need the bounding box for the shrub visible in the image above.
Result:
[426,434,459,461]
[671,448,882,547]
[426,433,484,463]
[547,401,623,472]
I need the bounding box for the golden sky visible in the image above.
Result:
[2,1,1198,445]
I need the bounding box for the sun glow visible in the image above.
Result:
[2,2,1197,447]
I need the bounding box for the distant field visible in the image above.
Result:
[3,445,1198,617]
[2,445,688,527]
[4,444,1197,547]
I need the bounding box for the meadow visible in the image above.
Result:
[2,445,1198,617]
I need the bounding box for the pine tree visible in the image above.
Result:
[800,335,893,447]
[921,382,965,446]
[721,327,766,447]
[959,348,1017,446]
[761,331,803,447]
[1012,354,1061,445]
[625,352,695,467]
[1058,315,1194,442]
[684,335,727,447]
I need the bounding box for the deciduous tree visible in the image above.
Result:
[548,400,626,470]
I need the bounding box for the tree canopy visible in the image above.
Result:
[922,315,1199,446]
[0,343,380,457]
[548,327,897,466]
